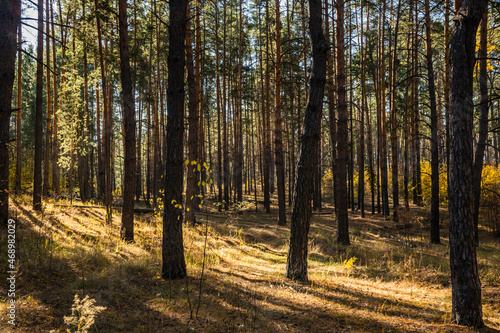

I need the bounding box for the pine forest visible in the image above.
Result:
[0,0,499,331]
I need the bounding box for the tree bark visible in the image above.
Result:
[412,1,423,207]
[136,93,142,202]
[0,0,20,225]
[236,0,243,202]
[403,6,411,211]
[15,18,21,195]
[118,0,136,241]
[51,0,60,196]
[444,0,450,172]
[390,0,402,222]
[326,0,336,214]
[379,0,389,217]
[81,1,89,202]
[357,0,366,218]
[448,0,487,327]
[95,0,111,220]
[335,0,349,245]
[286,0,327,281]
[43,0,52,197]
[426,0,440,244]
[215,1,222,210]
[33,0,44,211]
[222,0,229,210]
[263,0,271,213]
[162,0,188,280]
[287,0,295,208]
[275,0,286,226]
[185,1,200,225]
[365,8,375,215]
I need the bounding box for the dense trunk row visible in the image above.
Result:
[1,0,496,327]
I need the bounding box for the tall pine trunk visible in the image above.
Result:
[43,0,52,197]
[335,0,349,245]
[215,2,222,210]
[263,0,271,213]
[95,0,111,221]
[412,1,423,207]
[162,0,188,280]
[390,0,402,222]
[236,0,243,202]
[326,0,336,214]
[51,0,60,196]
[222,0,229,210]
[275,0,286,225]
[378,0,389,217]
[286,0,327,281]
[444,0,451,172]
[15,18,22,195]
[426,0,440,244]
[33,0,44,211]
[448,0,486,327]
[118,0,136,241]
[0,0,20,225]
[357,0,366,218]
[185,1,200,225]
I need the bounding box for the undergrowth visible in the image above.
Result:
[0,194,499,332]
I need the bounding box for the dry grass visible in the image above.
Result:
[1,194,499,332]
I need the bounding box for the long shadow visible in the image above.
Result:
[6,202,499,332]
[11,200,102,245]
[76,207,106,222]
[197,273,420,332]
[213,263,444,322]
[2,206,183,332]
[202,269,500,332]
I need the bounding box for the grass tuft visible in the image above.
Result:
[0,195,498,332]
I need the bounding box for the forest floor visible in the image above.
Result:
[1,194,499,333]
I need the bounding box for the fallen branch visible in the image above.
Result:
[53,204,155,214]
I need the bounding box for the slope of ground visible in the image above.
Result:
[1,195,499,332]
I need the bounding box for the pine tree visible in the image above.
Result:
[162,0,188,280]
[0,0,20,225]
[286,0,327,281]
[448,0,487,326]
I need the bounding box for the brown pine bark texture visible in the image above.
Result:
[0,0,20,225]
[118,0,136,241]
[448,0,487,327]
[335,0,349,245]
[162,0,188,280]
[286,0,327,281]
[33,0,44,211]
